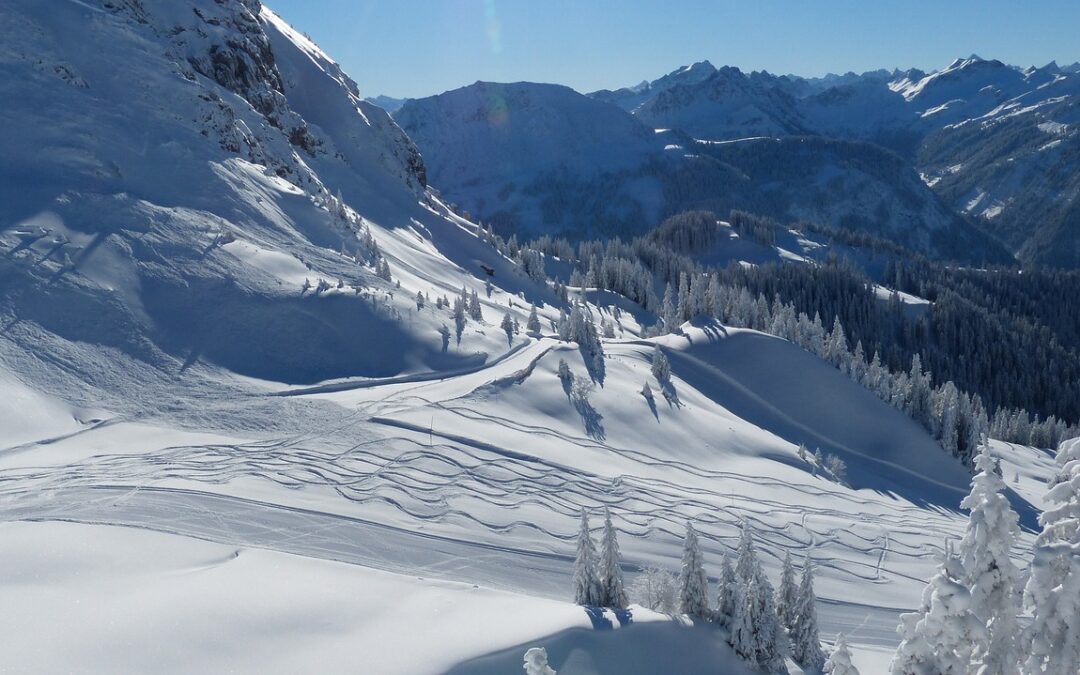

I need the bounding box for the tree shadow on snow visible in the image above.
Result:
[442,618,755,675]
[574,394,605,440]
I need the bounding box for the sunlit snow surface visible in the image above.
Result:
[0,1,1055,673]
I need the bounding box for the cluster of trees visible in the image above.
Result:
[574,508,844,674]
[572,438,1080,674]
[891,439,1080,675]
[505,214,1078,453]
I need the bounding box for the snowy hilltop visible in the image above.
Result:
[0,1,1078,674]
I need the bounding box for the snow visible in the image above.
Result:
[0,2,1065,672]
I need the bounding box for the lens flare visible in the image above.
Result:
[484,0,502,55]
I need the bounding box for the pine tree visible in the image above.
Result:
[731,523,787,673]
[775,551,798,630]
[651,345,671,385]
[501,311,515,346]
[526,304,541,333]
[790,555,826,671]
[959,444,1020,675]
[599,508,627,609]
[1022,437,1080,675]
[572,510,602,606]
[890,544,984,675]
[824,634,860,675]
[716,552,736,627]
[678,522,710,619]
[453,296,467,344]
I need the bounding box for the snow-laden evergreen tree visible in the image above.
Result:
[501,311,515,346]
[678,522,710,619]
[824,316,849,369]
[467,289,483,320]
[572,510,603,606]
[526,304,541,333]
[523,647,556,675]
[824,634,860,675]
[890,543,984,675]
[1022,437,1080,675]
[731,523,787,673]
[651,345,671,385]
[716,551,736,627]
[453,296,467,344]
[599,508,627,609]
[790,555,826,671]
[959,443,1020,675]
[640,381,654,405]
[662,283,679,332]
[775,551,798,630]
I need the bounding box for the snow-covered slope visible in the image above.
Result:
[0,3,1057,673]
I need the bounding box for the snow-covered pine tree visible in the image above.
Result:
[468,289,483,320]
[651,345,671,385]
[959,444,1020,675]
[824,634,860,675]
[501,311,515,346]
[716,551,736,627]
[662,283,678,332]
[599,508,627,609]
[1022,437,1080,675]
[731,523,787,673]
[526,304,541,333]
[790,555,826,671]
[640,381,654,405]
[572,510,602,606]
[453,297,467,344]
[890,543,984,675]
[775,551,798,631]
[678,522,710,619]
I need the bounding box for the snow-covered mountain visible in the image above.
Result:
[395,78,1009,262]
[0,2,1070,673]
[395,81,669,237]
[633,66,809,140]
[590,56,1080,266]
[365,94,410,114]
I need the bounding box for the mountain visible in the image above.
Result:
[396,79,1010,263]
[590,57,1080,267]
[365,94,409,113]
[633,66,808,139]
[589,59,719,112]
[395,81,669,237]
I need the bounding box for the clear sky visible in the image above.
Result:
[267,0,1080,99]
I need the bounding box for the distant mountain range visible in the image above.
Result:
[385,56,1080,267]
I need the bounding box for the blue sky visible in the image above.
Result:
[268,0,1080,99]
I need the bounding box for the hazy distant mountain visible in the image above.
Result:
[593,56,1080,267]
[395,79,1010,262]
[365,94,409,114]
